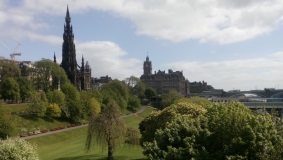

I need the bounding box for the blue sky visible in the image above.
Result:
[1,0,283,91]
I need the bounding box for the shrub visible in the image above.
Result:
[0,138,39,160]
[46,103,62,117]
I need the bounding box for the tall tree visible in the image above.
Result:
[17,77,33,102]
[86,101,126,160]
[61,83,82,122]
[0,106,15,139]
[124,76,146,98]
[26,91,48,117]
[32,59,69,92]
[0,77,20,102]
[101,80,129,111]
[144,87,156,100]
[0,60,21,80]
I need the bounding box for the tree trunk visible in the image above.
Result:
[108,144,114,160]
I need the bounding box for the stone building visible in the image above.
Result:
[140,56,188,96]
[60,6,92,90]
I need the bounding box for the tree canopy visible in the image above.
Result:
[141,100,283,160]
[86,101,126,160]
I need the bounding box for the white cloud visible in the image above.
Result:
[1,0,283,44]
[166,52,283,91]
[76,41,142,80]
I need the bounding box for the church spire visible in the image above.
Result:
[65,5,71,24]
[61,6,77,85]
[53,52,56,63]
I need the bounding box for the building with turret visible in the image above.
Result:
[59,6,92,90]
[140,56,188,96]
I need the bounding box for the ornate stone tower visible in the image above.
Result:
[143,55,152,75]
[61,6,77,85]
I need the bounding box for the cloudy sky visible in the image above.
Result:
[1,0,283,91]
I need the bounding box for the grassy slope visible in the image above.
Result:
[2,103,71,135]
[27,107,156,160]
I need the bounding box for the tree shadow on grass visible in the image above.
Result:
[54,154,146,160]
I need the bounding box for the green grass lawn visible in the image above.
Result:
[2,103,71,136]
[27,107,156,160]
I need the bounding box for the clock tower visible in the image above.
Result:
[143,55,152,75]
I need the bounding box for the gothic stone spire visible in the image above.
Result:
[61,6,77,85]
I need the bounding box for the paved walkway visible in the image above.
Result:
[21,105,148,140]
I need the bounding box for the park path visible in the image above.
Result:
[21,105,148,140]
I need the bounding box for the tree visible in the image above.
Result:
[139,98,206,144]
[141,102,283,160]
[80,90,101,118]
[26,91,48,117]
[0,60,21,80]
[61,83,82,122]
[17,77,33,102]
[0,138,39,160]
[86,101,126,160]
[124,76,146,98]
[0,107,15,139]
[144,87,156,100]
[101,80,129,111]
[127,95,140,112]
[159,90,183,109]
[32,59,69,92]
[46,90,66,117]
[0,77,20,102]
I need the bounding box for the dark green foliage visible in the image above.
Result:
[0,60,21,80]
[127,95,140,112]
[0,77,20,102]
[0,107,15,139]
[80,90,101,118]
[61,83,82,122]
[124,76,146,99]
[46,90,66,117]
[32,59,69,92]
[101,80,129,111]
[159,90,183,109]
[17,77,33,102]
[141,101,283,160]
[139,98,206,144]
[26,91,48,117]
[144,87,156,100]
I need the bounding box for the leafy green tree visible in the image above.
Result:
[143,116,209,160]
[0,107,15,139]
[144,87,156,100]
[127,95,140,112]
[139,98,206,144]
[0,60,21,80]
[142,102,283,160]
[61,83,82,122]
[86,101,126,160]
[101,80,129,111]
[26,91,48,117]
[17,77,33,102]
[32,59,69,92]
[46,103,62,118]
[0,77,20,102]
[46,90,66,117]
[0,138,39,160]
[125,127,140,145]
[124,76,146,98]
[159,90,183,109]
[80,90,101,118]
